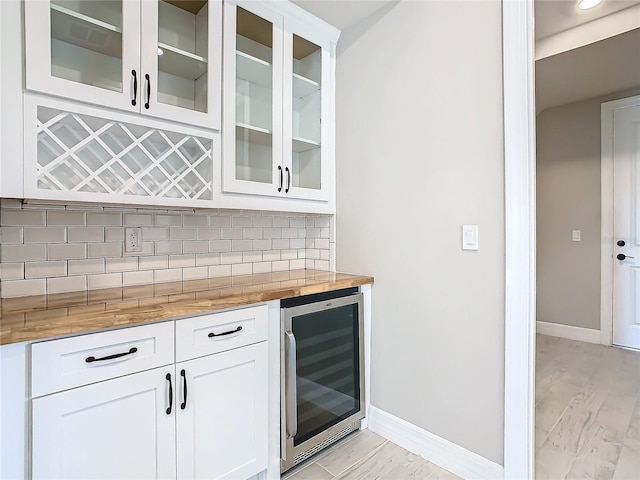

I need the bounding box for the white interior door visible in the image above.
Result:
[613,103,640,349]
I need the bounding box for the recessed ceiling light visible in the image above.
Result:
[578,0,602,10]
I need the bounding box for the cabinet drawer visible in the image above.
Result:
[175,305,268,362]
[31,322,174,397]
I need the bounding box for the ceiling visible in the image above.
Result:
[535,0,640,40]
[291,0,395,31]
[535,27,640,113]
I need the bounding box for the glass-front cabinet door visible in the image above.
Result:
[140,0,221,128]
[222,0,283,197]
[283,22,331,201]
[25,0,141,112]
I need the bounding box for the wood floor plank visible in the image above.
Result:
[283,462,333,480]
[316,430,387,476]
[333,441,422,480]
[564,425,623,480]
[612,442,640,480]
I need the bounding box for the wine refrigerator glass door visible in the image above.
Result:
[282,293,364,471]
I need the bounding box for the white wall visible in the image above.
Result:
[536,87,640,331]
[335,0,505,465]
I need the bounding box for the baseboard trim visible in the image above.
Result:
[536,321,601,344]
[367,406,503,480]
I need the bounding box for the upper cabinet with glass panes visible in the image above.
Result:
[25,0,222,129]
[222,0,338,204]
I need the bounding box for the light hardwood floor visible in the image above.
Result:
[536,334,640,480]
[283,334,639,480]
[282,430,461,480]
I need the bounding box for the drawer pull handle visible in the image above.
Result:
[166,373,173,415]
[208,326,243,338]
[85,347,138,363]
[180,369,188,410]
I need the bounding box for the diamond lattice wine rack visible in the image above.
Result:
[34,105,214,203]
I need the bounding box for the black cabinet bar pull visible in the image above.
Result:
[131,70,137,106]
[166,373,173,415]
[85,347,137,363]
[180,369,187,410]
[144,74,150,109]
[285,167,290,193]
[278,165,283,192]
[208,326,243,338]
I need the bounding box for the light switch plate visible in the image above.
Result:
[572,230,581,242]
[462,225,478,251]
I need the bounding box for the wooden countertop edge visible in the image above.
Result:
[0,274,374,345]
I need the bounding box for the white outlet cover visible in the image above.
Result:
[125,227,143,253]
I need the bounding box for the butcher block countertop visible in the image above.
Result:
[0,270,373,345]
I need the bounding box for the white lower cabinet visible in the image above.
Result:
[31,306,269,480]
[32,366,177,480]
[176,343,268,480]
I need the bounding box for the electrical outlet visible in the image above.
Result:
[125,228,143,253]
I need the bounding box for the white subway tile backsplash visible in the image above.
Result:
[242,251,262,263]
[87,243,121,258]
[0,263,24,281]
[155,241,182,255]
[106,257,138,273]
[220,252,242,265]
[220,228,243,240]
[208,265,231,278]
[183,241,209,254]
[252,262,272,274]
[197,228,220,240]
[290,217,306,228]
[2,244,47,262]
[47,275,87,294]
[183,215,208,227]
[272,239,290,250]
[272,217,289,228]
[154,269,183,284]
[231,263,252,276]
[169,254,195,268]
[209,240,231,252]
[87,273,122,290]
[231,239,252,252]
[3,209,46,226]
[252,216,272,227]
[123,270,154,286]
[170,228,196,240]
[211,216,231,227]
[87,212,122,226]
[47,210,85,226]
[0,227,23,244]
[231,216,252,227]
[105,227,125,242]
[281,249,298,260]
[1,202,332,297]
[141,228,169,241]
[25,261,67,279]
[195,253,220,267]
[272,260,290,272]
[68,227,104,243]
[242,227,262,239]
[155,214,182,227]
[2,278,46,298]
[183,266,208,281]
[290,259,306,270]
[68,259,105,275]
[139,255,169,270]
[48,244,87,260]
[252,239,271,250]
[24,227,66,244]
[124,213,153,226]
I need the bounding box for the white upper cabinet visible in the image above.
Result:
[24,0,222,129]
[222,0,336,202]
